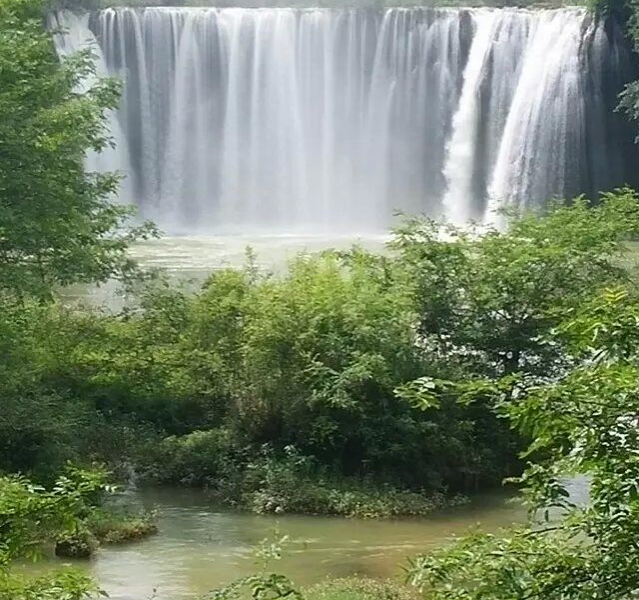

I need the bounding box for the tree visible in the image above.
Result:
[0,0,154,300]
[0,468,106,600]
[392,190,639,378]
[405,286,639,599]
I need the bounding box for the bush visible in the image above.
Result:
[86,508,158,544]
[55,528,96,559]
[246,477,461,519]
[9,195,639,507]
[139,440,466,517]
[241,447,466,518]
[137,428,240,487]
[126,251,514,495]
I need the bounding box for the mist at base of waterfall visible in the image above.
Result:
[59,233,389,308]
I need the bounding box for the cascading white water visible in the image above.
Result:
[50,12,134,202]
[442,9,499,225]
[54,7,636,233]
[486,9,590,226]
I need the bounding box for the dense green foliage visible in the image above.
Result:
[4,191,639,517]
[3,191,639,522]
[0,0,153,299]
[404,286,639,599]
[0,296,140,479]
[0,468,105,599]
[393,193,639,377]
[395,196,639,599]
[0,248,515,513]
[204,201,639,596]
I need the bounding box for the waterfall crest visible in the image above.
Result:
[54,7,637,233]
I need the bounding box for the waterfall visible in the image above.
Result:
[442,9,499,225]
[53,7,637,234]
[486,9,590,225]
[50,12,134,203]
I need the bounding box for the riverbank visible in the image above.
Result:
[138,435,471,518]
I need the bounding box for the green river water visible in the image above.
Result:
[50,487,525,600]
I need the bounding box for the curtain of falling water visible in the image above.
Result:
[54,7,637,233]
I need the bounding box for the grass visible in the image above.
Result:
[304,578,418,600]
[86,508,159,545]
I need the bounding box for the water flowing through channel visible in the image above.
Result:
[52,7,638,233]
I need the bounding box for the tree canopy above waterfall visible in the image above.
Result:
[51,0,587,12]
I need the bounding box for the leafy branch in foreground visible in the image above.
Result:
[0,467,109,600]
[404,287,639,599]
[392,189,639,379]
[0,0,157,300]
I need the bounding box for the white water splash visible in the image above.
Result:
[486,9,590,227]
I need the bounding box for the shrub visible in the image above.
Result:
[86,508,158,544]
[245,472,463,519]
[11,194,638,502]
[240,447,467,518]
[138,428,240,487]
[54,528,97,559]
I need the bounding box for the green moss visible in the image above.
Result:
[86,509,158,545]
[305,578,417,600]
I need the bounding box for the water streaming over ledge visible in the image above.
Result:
[52,7,638,233]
